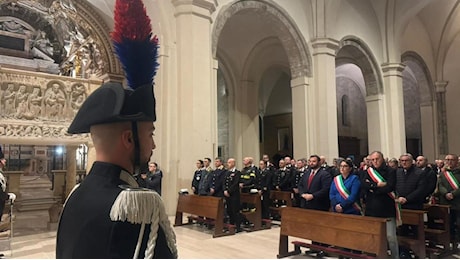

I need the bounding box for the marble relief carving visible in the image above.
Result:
[0,123,88,139]
[0,71,91,141]
[0,78,88,122]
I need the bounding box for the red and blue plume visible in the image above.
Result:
[111,0,159,90]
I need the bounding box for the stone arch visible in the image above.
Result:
[75,1,121,75]
[212,0,312,78]
[243,37,290,83]
[337,36,384,96]
[401,51,436,159]
[401,51,434,106]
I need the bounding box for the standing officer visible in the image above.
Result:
[224,158,242,232]
[209,157,226,197]
[56,0,177,258]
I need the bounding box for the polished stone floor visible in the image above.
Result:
[6,209,459,259]
[2,209,300,259]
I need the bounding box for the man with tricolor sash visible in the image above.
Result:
[361,151,399,258]
[438,154,460,243]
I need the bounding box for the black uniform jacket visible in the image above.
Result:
[56,162,175,259]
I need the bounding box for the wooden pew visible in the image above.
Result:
[398,209,426,258]
[424,204,451,257]
[269,190,292,220]
[277,207,389,259]
[174,194,234,238]
[240,192,270,231]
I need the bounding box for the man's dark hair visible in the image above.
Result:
[310,155,321,162]
[204,157,212,162]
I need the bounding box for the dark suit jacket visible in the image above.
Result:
[298,168,332,211]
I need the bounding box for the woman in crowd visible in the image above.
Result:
[191,160,204,194]
[330,159,362,215]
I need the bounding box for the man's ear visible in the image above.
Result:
[121,130,134,148]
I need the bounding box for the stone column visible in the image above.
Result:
[170,0,217,215]
[238,79,259,166]
[52,170,66,198]
[311,38,339,160]
[381,63,406,158]
[4,171,23,198]
[291,76,311,158]
[420,103,436,161]
[366,94,386,154]
[435,81,448,156]
[65,145,78,198]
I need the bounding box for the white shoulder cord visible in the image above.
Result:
[110,190,178,259]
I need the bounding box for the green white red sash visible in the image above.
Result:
[333,175,362,215]
[444,170,460,190]
[367,167,402,226]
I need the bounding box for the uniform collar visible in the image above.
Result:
[89,161,139,188]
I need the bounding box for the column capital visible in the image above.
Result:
[311,38,340,56]
[290,76,309,88]
[381,63,406,76]
[172,0,217,20]
[435,81,448,93]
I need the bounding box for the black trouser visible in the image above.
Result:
[293,192,301,207]
[261,190,270,219]
[225,194,241,229]
[450,209,460,241]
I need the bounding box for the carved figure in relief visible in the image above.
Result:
[32,30,54,57]
[44,83,66,120]
[28,87,43,118]
[15,85,29,119]
[2,84,16,117]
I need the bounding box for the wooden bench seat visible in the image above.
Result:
[398,209,426,258]
[174,194,234,237]
[424,204,451,257]
[240,193,270,231]
[269,190,292,220]
[277,207,389,258]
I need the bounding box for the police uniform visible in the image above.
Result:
[191,169,202,194]
[224,168,241,230]
[292,167,306,207]
[210,165,226,197]
[56,0,177,258]
[257,167,273,219]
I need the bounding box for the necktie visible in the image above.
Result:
[307,170,316,189]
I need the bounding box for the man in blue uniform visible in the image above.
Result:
[55,0,177,258]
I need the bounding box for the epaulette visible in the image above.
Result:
[110,171,178,258]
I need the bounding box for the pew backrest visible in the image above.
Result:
[278,207,388,258]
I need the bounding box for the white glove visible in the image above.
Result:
[7,193,16,203]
